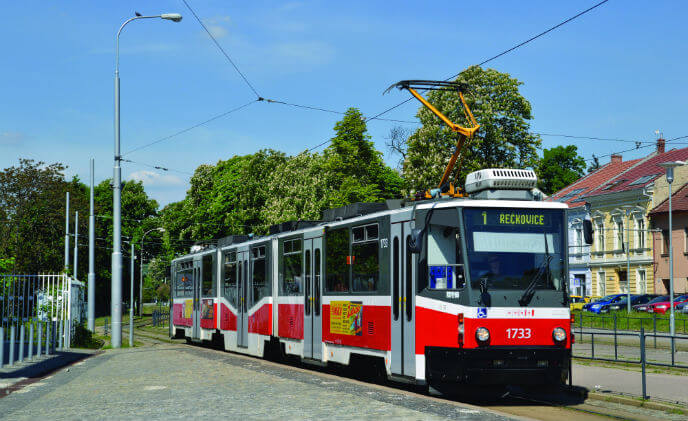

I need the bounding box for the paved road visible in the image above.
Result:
[0,343,519,421]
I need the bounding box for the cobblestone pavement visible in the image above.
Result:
[0,343,518,421]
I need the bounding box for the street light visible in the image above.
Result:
[140,227,165,316]
[112,13,182,349]
[658,160,685,340]
[621,205,633,312]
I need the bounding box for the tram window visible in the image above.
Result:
[352,241,379,292]
[353,227,365,242]
[366,224,379,240]
[282,239,302,295]
[202,254,215,297]
[326,228,349,293]
[223,252,237,305]
[393,237,400,320]
[314,249,321,316]
[425,225,465,290]
[252,246,267,303]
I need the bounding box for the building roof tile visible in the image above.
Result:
[586,147,688,197]
[649,182,688,214]
[549,158,642,207]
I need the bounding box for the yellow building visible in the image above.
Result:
[584,141,688,296]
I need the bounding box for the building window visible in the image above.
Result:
[637,269,647,294]
[596,222,605,252]
[684,228,688,253]
[618,270,628,293]
[636,218,645,252]
[616,220,625,251]
[597,271,606,296]
[575,227,583,261]
[662,230,670,254]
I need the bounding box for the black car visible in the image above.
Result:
[606,294,656,312]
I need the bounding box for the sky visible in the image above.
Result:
[2,1,688,207]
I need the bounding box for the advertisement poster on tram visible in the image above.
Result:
[201,299,214,319]
[184,299,193,319]
[330,301,363,336]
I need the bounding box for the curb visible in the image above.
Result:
[586,390,687,413]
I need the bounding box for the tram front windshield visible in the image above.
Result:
[463,208,565,291]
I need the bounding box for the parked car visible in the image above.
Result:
[633,295,669,312]
[586,294,627,314]
[606,294,656,312]
[647,294,688,314]
[570,296,591,311]
[677,301,688,314]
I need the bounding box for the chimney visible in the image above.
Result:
[611,154,622,164]
[657,137,665,154]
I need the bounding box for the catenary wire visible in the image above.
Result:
[122,99,258,156]
[306,0,612,151]
[181,0,262,99]
[122,159,194,176]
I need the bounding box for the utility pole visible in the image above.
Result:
[130,242,135,347]
[88,158,95,331]
[73,212,79,281]
[64,192,70,272]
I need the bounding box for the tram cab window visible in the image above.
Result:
[325,228,349,292]
[223,251,237,306]
[351,224,380,292]
[424,221,465,291]
[252,246,267,302]
[281,239,302,295]
[202,254,216,297]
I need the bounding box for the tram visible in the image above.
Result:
[170,168,573,386]
[169,80,577,387]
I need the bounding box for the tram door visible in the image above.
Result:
[192,257,202,340]
[237,251,250,348]
[303,237,323,360]
[390,221,416,377]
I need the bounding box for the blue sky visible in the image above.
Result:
[2,1,687,206]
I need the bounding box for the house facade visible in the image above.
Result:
[648,178,688,295]
[549,154,642,297]
[584,140,688,297]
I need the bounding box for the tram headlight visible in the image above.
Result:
[553,327,567,344]
[475,327,490,345]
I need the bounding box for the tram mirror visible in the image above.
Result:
[583,219,594,245]
[408,228,423,253]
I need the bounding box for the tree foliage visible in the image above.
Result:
[535,145,586,195]
[401,66,541,192]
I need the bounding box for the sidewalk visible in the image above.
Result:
[0,349,96,397]
[573,362,688,405]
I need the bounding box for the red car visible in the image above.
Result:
[647,294,688,314]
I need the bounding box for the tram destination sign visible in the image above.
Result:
[471,208,552,227]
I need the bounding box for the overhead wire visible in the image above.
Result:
[122,99,258,156]
[583,134,688,163]
[181,0,262,99]
[121,159,194,176]
[306,0,612,151]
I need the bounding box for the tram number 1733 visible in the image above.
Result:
[506,328,532,339]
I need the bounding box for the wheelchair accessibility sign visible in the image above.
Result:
[477,307,488,318]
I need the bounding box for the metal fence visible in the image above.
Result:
[151,309,169,327]
[0,274,82,368]
[576,311,688,335]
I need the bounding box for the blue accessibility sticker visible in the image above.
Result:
[477,307,488,318]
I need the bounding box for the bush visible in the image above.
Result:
[71,323,104,349]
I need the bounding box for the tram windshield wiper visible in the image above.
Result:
[518,233,552,307]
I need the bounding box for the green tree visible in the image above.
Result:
[401,66,541,192]
[323,107,403,205]
[536,145,586,195]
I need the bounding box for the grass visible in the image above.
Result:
[574,310,688,334]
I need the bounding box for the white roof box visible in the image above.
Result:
[465,168,537,194]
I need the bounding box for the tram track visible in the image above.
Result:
[120,328,680,420]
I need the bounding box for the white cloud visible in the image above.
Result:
[272,41,334,66]
[128,170,184,187]
[0,131,27,146]
[207,25,228,39]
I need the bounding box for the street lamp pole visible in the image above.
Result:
[140,227,165,316]
[112,13,182,348]
[658,161,685,339]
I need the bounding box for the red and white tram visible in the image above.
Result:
[170,169,573,387]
